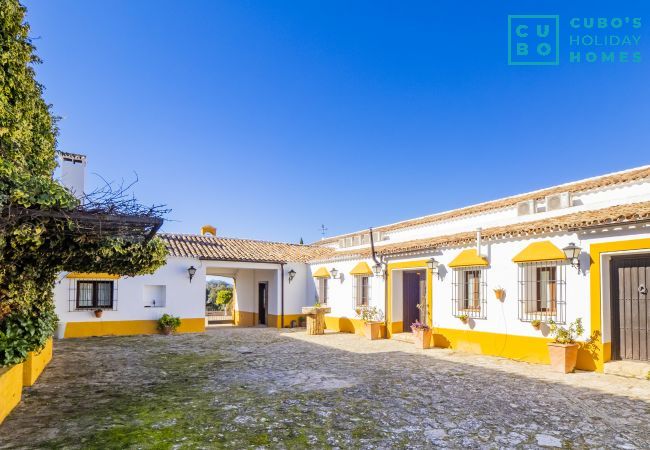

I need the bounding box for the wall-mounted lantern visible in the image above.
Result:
[330,268,339,279]
[373,263,383,276]
[188,266,197,283]
[563,243,582,270]
[288,269,296,283]
[426,257,439,275]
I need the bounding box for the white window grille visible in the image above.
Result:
[317,278,328,304]
[517,261,566,323]
[352,275,371,307]
[451,267,487,319]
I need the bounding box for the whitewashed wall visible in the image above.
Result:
[54,256,206,337]
[309,259,385,320]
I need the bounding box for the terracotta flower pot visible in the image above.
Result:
[412,328,433,349]
[94,309,103,318]
[161,326,174,335]
[459,317,469,325]
[364,321,384,340]
[494,290,505,301]
[547,343,579,373]
[532,322,541,330]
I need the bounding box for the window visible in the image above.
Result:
[517,261,566,323]
[317,278,328,304]
[452,267,487,319]
[353,275,371,307]
[76,281,114,309]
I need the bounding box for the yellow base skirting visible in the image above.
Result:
[23,338,53,387]
[324,316,366,335]
[63,318,205,338]
[0,363,23,424]
[433,327,598,371]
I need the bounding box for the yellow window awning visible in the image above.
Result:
[350,261,374,276]
[448,249,489,268]
[312,267,331,278]
[66,272,120,280]
[512,241,566,263]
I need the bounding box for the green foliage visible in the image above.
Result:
[216,289,233,307]
[0,302,57,366]
[0,1,167,366]
[530,319,542,328]
[158,314,181,332]
[548,318,584,344]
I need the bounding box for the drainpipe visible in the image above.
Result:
[369,228,389,332]
[280,263,285,329]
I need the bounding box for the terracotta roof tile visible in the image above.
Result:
[320,201,650,261]
[318,166,650,244]
[160,234,334,263]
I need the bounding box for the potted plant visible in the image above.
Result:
[94,309,103,318]
[493,287,506,301]
[410,320,433,349]
[356,306,385,340]
[158,314,181,335]
[531,319,542,330]
[547,318,584,373]
[458,314,469,324]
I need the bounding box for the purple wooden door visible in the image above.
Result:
[403,272,421,328]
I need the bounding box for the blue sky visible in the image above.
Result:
[24,1,650,243]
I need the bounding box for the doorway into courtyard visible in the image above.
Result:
[206,275,234,326]
[610,254,650,361]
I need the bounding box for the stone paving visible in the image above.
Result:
[0,327,649,449]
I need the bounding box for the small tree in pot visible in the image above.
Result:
[547,318,584,373]
[356,306,384,340]
[158,314,181,335]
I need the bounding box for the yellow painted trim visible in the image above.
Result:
[63,318,205,338]
[23,338,53,387]
[448,249,489,268]
[0,363,23,424]
[201,224,217,236]
[324,316,366,335]
[312,267,331,278]
[349,261,374,276]
[589,238,650,372]
[433,327,597,369]
[512,240,566,263]
[66,272,120,280]
[268,313,306,328]
[386,260,432,337]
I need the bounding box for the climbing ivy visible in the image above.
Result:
[0,1,167,367]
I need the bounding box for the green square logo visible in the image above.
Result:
[508,15,560,65]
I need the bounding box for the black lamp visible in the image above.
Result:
[373,263,383,276]
[426,257,439,274]
[562,243,582,269]
[288,269,296,283]
[188,266,197,283]
[330,268,339,279]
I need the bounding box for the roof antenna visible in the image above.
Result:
[319,224,328,239]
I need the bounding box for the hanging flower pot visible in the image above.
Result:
[458,314,469,324]
[531,320,542,330]
[94,309,103,318]
[494,288,506,301]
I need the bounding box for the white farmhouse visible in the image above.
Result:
[54,156,650,372]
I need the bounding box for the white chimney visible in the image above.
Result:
[58,152,86,199]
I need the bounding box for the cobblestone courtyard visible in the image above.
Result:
[1,328,649,449]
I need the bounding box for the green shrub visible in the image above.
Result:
[0,304,58,367]
[158,314,181,332]
[548,318,584,344]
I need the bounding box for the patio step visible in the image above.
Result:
[603,360,650,380]
[391,332,414,344]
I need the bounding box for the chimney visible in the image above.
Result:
[58,152,86,199]
[201,225,217,236]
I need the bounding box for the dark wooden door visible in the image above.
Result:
[611,256,650,361]
[258,283,267,325]
[403,272,422,328]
